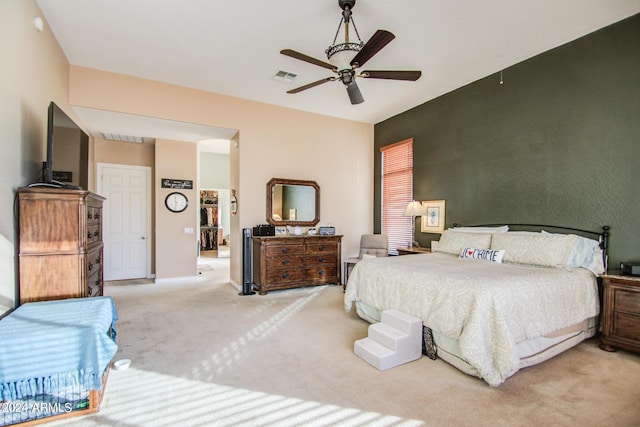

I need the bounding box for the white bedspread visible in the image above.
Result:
[344,253,599,386]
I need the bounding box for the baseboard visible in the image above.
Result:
[154,275,198,284]
[229,279,241,291]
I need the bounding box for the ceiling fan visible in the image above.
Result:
[280,0,421,105]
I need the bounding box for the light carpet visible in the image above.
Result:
[50,260,640,426]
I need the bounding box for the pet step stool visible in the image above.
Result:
[354,308,423,370]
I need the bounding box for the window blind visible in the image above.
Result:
[381,138,413,255]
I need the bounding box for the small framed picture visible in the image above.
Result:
[420,200,446,234]
[275,226,287,236]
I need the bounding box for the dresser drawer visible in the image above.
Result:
[87,206,102,224]
[612,312,640,341]
[305,264,338,283]
[265,268,305,285]
[305,242,337,256]
[87,246,102,274]
[265,244,304,257]
[306,253,336,266]
[267,254,304,268]
[87,224,102,246]
[615,288,640,313]
[88,269,103,297]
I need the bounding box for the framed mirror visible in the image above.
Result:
[266,178,320,226]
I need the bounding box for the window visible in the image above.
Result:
[381,138,413,255]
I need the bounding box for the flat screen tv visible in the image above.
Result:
[42,102,89,189]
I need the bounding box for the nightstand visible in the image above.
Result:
[397,247,431,255]
[599,271,640,354]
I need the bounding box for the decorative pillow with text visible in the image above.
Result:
[459,247,505,263]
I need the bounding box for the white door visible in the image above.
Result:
[98,164,151,281]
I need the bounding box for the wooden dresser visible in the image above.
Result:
[18,187,106,304]
[252,235,342,294]
[599,271,640,354]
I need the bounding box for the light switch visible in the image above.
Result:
[184,227,194,234]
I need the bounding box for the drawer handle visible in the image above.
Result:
[318,269,325,275]
[282,247,289,253]
[87,232,92,239]
[96,257,101,264]
[282,273,289,279]
[318,246,325,251]
[318,257,325,263]
[88,212,93,219]
[95,213,100,219]
[282,260,289,265]
[94,231,100,237]
[88,262,93,271]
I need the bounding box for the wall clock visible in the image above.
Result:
[165,192,188,213]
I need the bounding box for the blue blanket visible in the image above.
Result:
[0,297,118,401]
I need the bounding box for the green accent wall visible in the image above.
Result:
[374,14,640,267]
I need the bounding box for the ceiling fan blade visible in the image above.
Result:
[346,81,364,105]
[350,29,395,68]
[362,70,422,81]
[287,77,335,94]
[280,49,336,71]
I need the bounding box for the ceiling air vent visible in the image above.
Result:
[273,70,297,83]
[101,132,144,143]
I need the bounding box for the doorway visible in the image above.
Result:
[97,163,152,281]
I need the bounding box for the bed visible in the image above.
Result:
[344,225,609,386]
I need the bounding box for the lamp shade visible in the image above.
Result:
[403,200,426,217]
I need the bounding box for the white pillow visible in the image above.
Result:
[459,247,505,263]
[450,225,509,234]
[432,230,492,256]
[564,234,605,274]
[490,233,577,268]
[361,253,377,259]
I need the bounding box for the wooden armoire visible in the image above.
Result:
[18,187,105,304]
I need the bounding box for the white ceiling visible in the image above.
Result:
[37,0,640,143]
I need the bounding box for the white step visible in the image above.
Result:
[381,309,422,336]
[354,309,424,371]
[368,322,408,351]
[354,337,396,371]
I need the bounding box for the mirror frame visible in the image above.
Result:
[266,178,320,227]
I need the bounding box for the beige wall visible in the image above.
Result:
[95,137,155,168]
[155,139,199,279]
[70,67,374,286]
[0,1,72,315]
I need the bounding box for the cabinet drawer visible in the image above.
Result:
[614,288,640,313]
[265,244,304,257]
[265,268,305,284]
[305,243,337,256]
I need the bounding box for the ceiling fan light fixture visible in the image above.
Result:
[326,43,361,71]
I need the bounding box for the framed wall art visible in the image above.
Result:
[420,200,446,234]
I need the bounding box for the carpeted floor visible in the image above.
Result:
[50,258,640,426]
